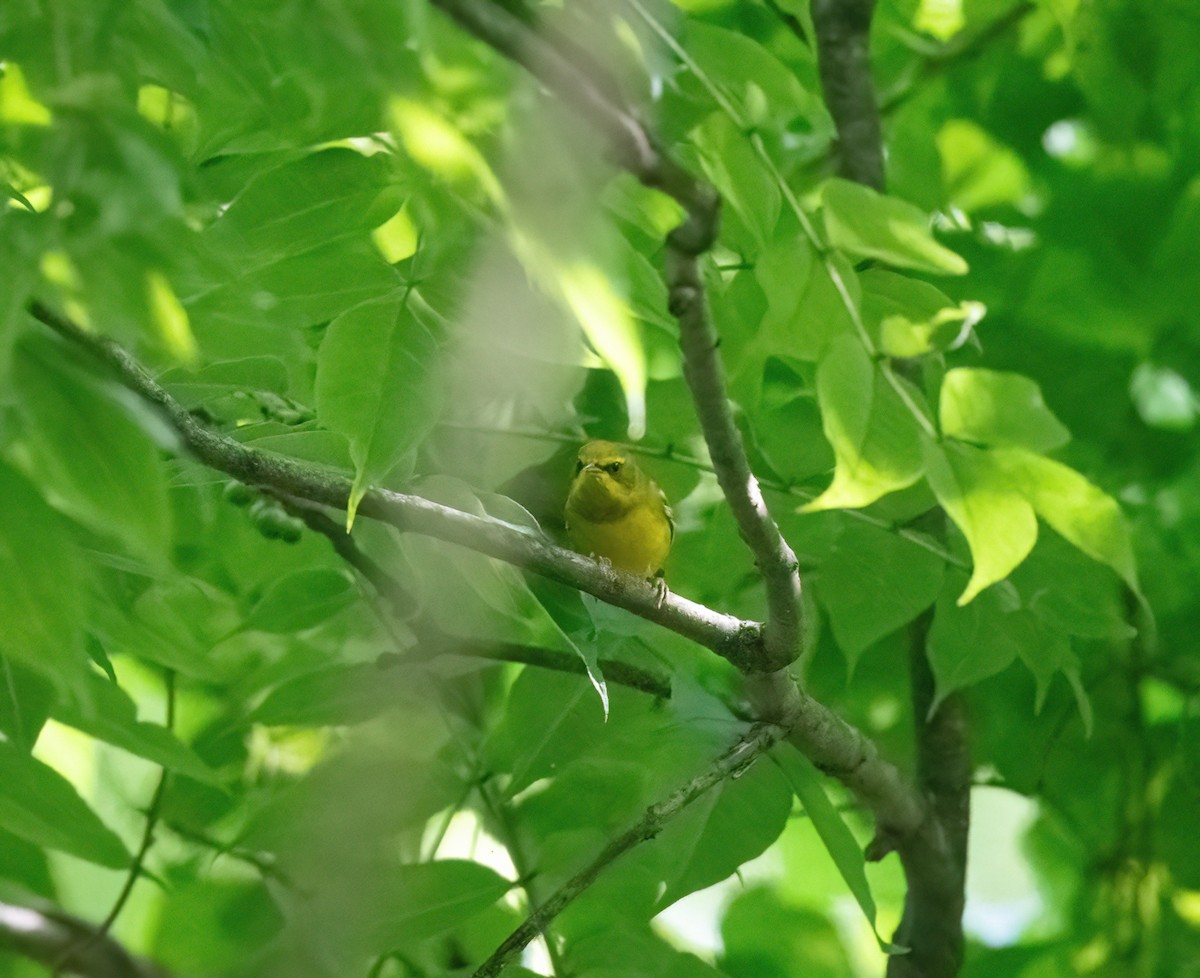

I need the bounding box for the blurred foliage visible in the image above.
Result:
[1,0,1198,975]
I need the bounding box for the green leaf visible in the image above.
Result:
[207,149,403,260]
[0,740,129,868]
[243,568,358,634]
[251,663,409,727]
[822,178,968,276]
[992,448,1139,591]
[692,112,780,249]
[373,861,513,946]
[0,464,93,692]
[657,758,793,907]
[817,521,945,664]
[152,878,283,973]
[159,356,291,408]
[804,334,925,511]
[315,292,442,524]
[774,750,899,952]
[721,887,854,978]
[1010,534,1134,641]
[13,336,171,562]
[861,269,983,358]
[926,584,1021,706]
[923,441,1038,604]
[940,369,1071,453]
[51,672,219,783]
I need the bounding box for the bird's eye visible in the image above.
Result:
[605,461,622,474]
[574,460,585,474]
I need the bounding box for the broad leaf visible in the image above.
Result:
[243,568,358,634]
[923,440,1038,604]
[52,672,219,783]
[940,369,1070,453]
[13,336,171,562]
[822,179,968,276]
[805,334,925,511]
[775,750,899,952]
[817,520,945,664]
[372,861,513,946]
[0,464,92,692]
[926,584,1021,707]
[993,448,1139,591]
[316,292,442,524]
[0,740,129,868]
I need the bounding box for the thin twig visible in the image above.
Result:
[471,721,787,978]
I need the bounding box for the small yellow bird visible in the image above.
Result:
[565,440,673,580]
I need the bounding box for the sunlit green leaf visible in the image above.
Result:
[923,440,1038,604]
[805,334,925,511]
[52,672,219,783]
[992,448,1138,591]
[822,178,968,275]
[940,369,1070,453]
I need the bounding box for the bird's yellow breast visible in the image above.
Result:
[566,498,672,577]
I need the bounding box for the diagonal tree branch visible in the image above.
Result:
[30,300,760,671]
[277,490,676,699]
[28,300,929,869]
[471,721,787,978]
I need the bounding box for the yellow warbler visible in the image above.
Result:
[565,440,673,579]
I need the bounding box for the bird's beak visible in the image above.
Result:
[583,463,602,474]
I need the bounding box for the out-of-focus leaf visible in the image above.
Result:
[924,440,1038,605]
[243,568,358,634]
[823,178,968,275]
[0,741,129,868]
[372,861,513,946]
[13,336,171,562]
[152,878,283,973]
[937,119,1032,212]
[721,887,853,978]
[0,464,92,693]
